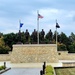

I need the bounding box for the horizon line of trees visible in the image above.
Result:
[0,29,75,53]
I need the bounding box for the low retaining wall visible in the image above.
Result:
[0,54,10,61]
[58,51,75,60]
[11,44,58,63]
[63,62,75,67]
[58,51,75,67]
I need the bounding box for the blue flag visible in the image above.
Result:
[20,23,23,28]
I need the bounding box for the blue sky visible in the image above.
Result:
[0,0,75,36]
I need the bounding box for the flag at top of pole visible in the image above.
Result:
[38,14,43,19]
[20,22,23,28]
[19,20,24,32]
[56,20,60,28]
[19,20,24,29]
[55,19,60,51]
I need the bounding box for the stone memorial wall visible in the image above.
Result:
[11,44,59,63]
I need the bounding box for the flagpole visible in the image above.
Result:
[56,27,57,50]
[56,20,58,50]
[37,10,39,44]
[18,20,21,43]
[19,20,21,32]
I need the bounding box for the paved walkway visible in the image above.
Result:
[1,68,41,75]
[0,61,62,68]
[59,60,75,63]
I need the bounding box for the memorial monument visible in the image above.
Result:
[25,29,30,43]
[31,29,37,43]
[40,29,45,43]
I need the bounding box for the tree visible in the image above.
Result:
[0,37,10,54]
[3,33,16,51]
[68,42,75,53]
[60,32,71,49]
[58,43,67,51]
[45,29,53,43]
[68,33,75,53]
[53,31,60,43]
[69,32,75,43]
[0,32,3,38]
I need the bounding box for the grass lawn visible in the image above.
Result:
[55,67,75,75]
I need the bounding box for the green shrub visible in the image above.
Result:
[45,72,53,75]
[0,66,6,70]
[45,65,53,73]
[45,65,54,75]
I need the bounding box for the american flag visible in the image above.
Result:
[38,14,43,18]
